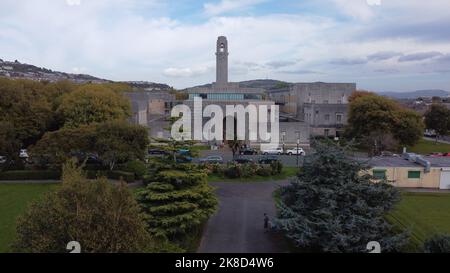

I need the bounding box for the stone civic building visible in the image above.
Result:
[125,91,175,139]
[268,82,356,138]
[185,36,310,146]
[126,36,357,146]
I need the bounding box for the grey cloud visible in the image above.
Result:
[280,69,324,75]
[266,60,297,69]
[398,51,443,62]
[330,58,368,66]
[367,51,403,61]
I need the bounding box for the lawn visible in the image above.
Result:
[407,139,450,155]
[387,192,450,252]
[208,166,299,182]
[0,183,58,253]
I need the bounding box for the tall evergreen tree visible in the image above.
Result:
[275,141,408,253]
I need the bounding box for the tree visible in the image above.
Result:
[275,141,408,253]
[30,121,149,170]
[94,121,149,170]
[0,78,57,147]
[57,84,131,128]
[227,139,243,157]
[136,164,217,251]
[13,160,153,253]
[0,121,22,169]
[348,90,375,102]
[392,109,424,147]
[346,94,424,154]
[424,104,450,142]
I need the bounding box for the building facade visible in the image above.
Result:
[368,156,450,189]
[268,82,356,137]
[185,36,310,146]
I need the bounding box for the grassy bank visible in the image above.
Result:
[387,192,450,252]
[407,139,450,155]
[0,183,58,252]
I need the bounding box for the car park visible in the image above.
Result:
[260,147,284,155]
[239,148,258,155]
[258,155,279,164]
[200,155,224,164]
[285,148,305,156]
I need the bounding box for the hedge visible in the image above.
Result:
[0,170,61,180]
[85,170,135,183]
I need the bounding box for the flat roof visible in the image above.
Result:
[362,156,450,168]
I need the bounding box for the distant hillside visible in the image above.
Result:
[121,81,172,91]
[0,58,171,90]
[189,79,291,91]
[378,90,450,99]
[0,59,110,84]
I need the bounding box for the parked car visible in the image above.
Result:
[176,156,193,163]
[424,129,437,137]
[148,148,168,155]
[285,148,305,156]
[429,152,444,157]
[260,147,284,155]
[233,157,253,164]
[258,155,279,164]
[442,153,450,157]
[239,147,258,155]
[0,156,6,164]
[19,149,29,159]
[200,155,224,164]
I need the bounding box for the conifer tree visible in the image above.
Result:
[276,141,408,253]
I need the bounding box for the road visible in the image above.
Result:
[198,181,290,253]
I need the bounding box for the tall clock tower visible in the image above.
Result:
[215,36,228,85]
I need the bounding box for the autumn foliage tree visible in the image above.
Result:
[346,93,424,154]
[57,84,131,128]
[13,160,153,253]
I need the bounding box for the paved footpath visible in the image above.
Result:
[198,180,290,253]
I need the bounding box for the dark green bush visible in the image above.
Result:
[270,161,283,175]
[122,160,147,179]
[224,163,242,179]
[423,234,450,253]
[0,170,61,180]
[256,166,273,177]
[85,170,135,183]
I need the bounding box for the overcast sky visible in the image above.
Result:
[1,0,450,91]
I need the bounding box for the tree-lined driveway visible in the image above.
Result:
[198,181,290,253]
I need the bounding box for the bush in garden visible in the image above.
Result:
[270,161,283,175]
[423,234,450,253]
[240,163,257,178]
[123,160,147,179]
[256,165,273,177]
[224,163,242,178]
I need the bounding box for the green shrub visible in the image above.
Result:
[224,163,242,179]
[423,234,450,253]
[270,161,283,175]
[0,170,61,180]
[85,170,135,183]
[256,165,273,177]
[156,170,207,186]
[241,163,257,178]
[122,160,147,179]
